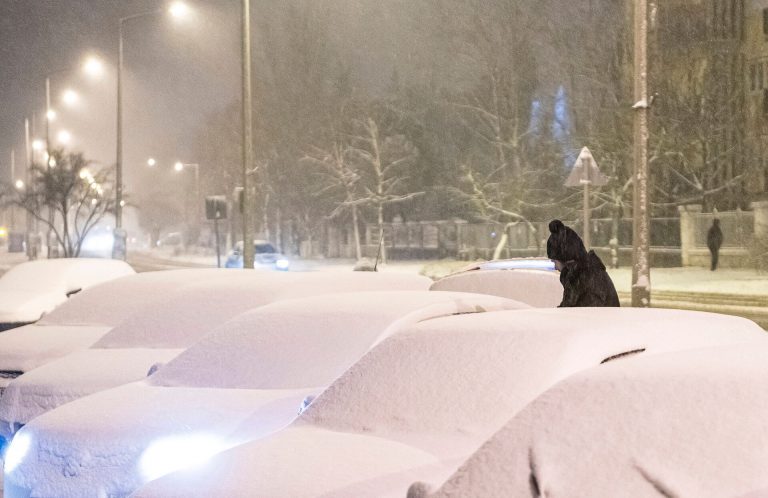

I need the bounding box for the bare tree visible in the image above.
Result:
[12,150,115,257]
[347,115,422,263]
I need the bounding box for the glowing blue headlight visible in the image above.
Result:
[4,432,31,474]
[139,433,226,482]
[276,258,290,270]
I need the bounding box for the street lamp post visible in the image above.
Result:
[241,0,255,269]
[114,2,190,260]
[631,0,651,307]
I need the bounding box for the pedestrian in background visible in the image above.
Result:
[707,218,724,271]
[546,219,620,307]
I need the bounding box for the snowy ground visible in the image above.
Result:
[4,248,768,296]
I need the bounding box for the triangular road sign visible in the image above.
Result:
[565,147,609,187]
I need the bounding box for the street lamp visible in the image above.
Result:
[61,89,79,107]
[147,158,157,167]
[56,130,72,146]
[14,180,24,190]
[82,56,105,78]
[115,1,192,238]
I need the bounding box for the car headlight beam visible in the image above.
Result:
[139,433,226,482]
[4,432,31,474]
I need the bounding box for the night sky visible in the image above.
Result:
[0,0,241,188]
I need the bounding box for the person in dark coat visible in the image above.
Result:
[707,218,724,271]
[546,219,620,307]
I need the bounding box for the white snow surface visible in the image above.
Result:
[0,274,434,437]
[0,259,134,324]
[92,271,432,348]
[0,271,270,396]
[149,290,526,390]
[131,308,767,498]
[36,269,242,327]
[5,290,515,498]
[0,325,111,376]
[0,348,182,431]
[429,269,562,308]
[426,344,768,498]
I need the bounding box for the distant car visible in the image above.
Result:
[430,257,562,307]
[0,271,432,452]
[0,258,135,332]
[155,232,183,248]
[127,308,767,498]
[224,240,290,270]
[2,290,524,498]
[418,343,768,498]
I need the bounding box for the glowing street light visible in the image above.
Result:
[46,109,56,122]
[82,56,105,78]
[169,1,190,19]
[57,130,72,145]
[14,180,24,190]
[147,158,156,167]
[62,89,79,107]
[32,139,44,151]
[174,161,184,172]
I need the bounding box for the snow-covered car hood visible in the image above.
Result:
[132,426,454,498]
[6,383,316,498]
[423,344,768,498]
[0,348,182,432]
[0,290,62,325]
[0,324,111,378]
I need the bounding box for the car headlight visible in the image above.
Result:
[276,258,290,270]
[139,433,226,482]
[4,432,31,474]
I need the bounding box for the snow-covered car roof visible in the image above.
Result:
[430,267,562,307]
[149,290,527,390]
[36,269,242,327]
[422,343,768,498]
[3,290,524,498]
[0,258,134,325]
[129,308,767,498]
[92,271,432,349]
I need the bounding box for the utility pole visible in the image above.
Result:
[241,0,255,269]
[10,149,15,231]
[632,0,651,307]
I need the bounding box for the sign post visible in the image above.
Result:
[564,147,608,250]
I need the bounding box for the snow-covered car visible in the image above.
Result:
[0,258,135,331]
[224,240,290,270]
[419,343,768,498]
[0,269,232,402]
[0,271,432,445]
[1,290,526,498]
[430,257,562,307]
[128,308,767,498]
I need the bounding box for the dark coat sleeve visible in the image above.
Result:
[707,226,723,251]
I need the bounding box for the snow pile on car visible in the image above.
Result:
[0,272,434,430]
[150,290,525,390]
[430,268,562,307]
[424,343,768,498]
[2,290,520,498]
[0,258,134,325]
[130,308,767,498]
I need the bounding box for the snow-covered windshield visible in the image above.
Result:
[148,291,522,389]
